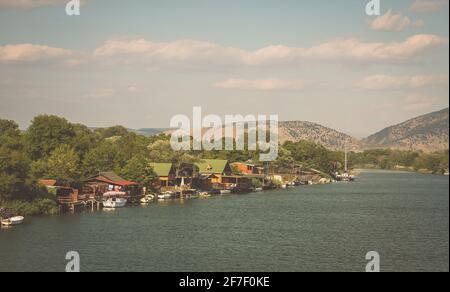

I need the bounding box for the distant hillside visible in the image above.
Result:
[107,108,449,153]
[279,121,362,151]
[363,108,449,152]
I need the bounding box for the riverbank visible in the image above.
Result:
[0,199,58,216]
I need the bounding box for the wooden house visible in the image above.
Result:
[149,163,177,188]
[83,172,140,197]
[231,162,266,175]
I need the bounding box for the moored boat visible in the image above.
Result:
[140,194,155,204]
[103,197,127,208]
[158,192,174,200]
[1,216,25,226]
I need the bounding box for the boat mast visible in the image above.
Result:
[344,141,348,173]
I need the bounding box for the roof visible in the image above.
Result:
[149,163,174,177]
[85,172,139,186]
[39,179,58,187]
[196,159,230,174]
[100,172,127,182]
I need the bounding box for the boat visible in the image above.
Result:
[158,192,174,200]
[1,216,25,226]
[253,188,263,192]
[140,194,155,204]
[332,142,356,182]
[199,192,211,198]
[220,190,232,195]
[103,197,127,208]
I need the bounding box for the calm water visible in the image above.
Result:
[0,170,448,272]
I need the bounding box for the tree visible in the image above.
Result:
[0,145,31,201]
[71,124,98,159]
[25,115,76,160]
[45,145,81,185]
[120,155,156,188]
[81,141,120,176]
[95,126,129,139]
[0,119,32,201]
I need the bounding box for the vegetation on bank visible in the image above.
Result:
[350,149,449,174]
[1,115,448,215]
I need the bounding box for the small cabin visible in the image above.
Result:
[83,172,140,198]
[232,162,266,175]
[149,163,177,188]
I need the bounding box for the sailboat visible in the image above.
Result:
[335,142,355,182]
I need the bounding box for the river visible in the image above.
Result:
[0,170,448,272]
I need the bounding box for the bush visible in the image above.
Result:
[1,198,58,216]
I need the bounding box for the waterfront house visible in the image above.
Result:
[195,159,232,184]
[232,162,266,175]
[149,163,177,188]
[195,159,254,191]
[83,172,140,198]
[39,179,84,206]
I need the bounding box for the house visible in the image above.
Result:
[149,163,177,188]
[195,159,254,191]
[195,159,232,184]
[39,179,81,204]
[232,162,266,175]
[83,172,140,197]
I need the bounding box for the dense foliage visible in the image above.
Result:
[350,149,449,174]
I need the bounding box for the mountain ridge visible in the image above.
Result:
[113,108,449,152]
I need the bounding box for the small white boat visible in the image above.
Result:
[220,190,232,195]
[140,194,155,204]
[254,188,263,192]
[103,197,127,208]
[158,192,174,200]
[199,192,211,198]
[1,216,24,226]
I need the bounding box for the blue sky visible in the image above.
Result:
[0,0,449,136]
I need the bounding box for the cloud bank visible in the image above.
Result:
[410,0,449,12]
[93,34,448,66]
[214,79,312,91]
[355,74,449,89]
[0,0,66,8]
[370,10,424,31]
[1,34,447,67]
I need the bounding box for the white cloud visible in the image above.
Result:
[214,79,312,91]
[0,44,73,62]
[410,0,449,12]
[1,34,447,66]
[93,34,448,66]
[0,0,66,8]
[355,74,449,89]
[370,10,424,31]
[0,0,87,9]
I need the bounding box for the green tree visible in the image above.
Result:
[120,155,156,187]
[0,119,34,201]
[81,141,120,177]
[45,145,80,185]
[25,115,76,160]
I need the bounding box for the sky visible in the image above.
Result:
[0,0,449,137]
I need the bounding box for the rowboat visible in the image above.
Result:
[1,216,24,226]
